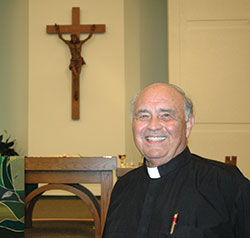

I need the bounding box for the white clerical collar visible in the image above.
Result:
[147,166,161,179]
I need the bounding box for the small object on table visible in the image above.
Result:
[118,154,126,168]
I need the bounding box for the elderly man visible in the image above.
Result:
[103,83,250,238]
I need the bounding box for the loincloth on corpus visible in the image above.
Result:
[69,57,85,71]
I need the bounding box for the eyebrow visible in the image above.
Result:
[134,109,150,117]
[159,108,175,113]
[134,108,177,117]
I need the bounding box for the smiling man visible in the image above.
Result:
[132,83,194,168]
[103,83,250,238]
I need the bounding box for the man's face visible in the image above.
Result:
[132,84,194,167]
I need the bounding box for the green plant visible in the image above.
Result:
[0,130,19,156]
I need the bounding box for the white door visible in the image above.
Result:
[168,0,250,178]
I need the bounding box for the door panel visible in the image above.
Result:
[168,0,250,178]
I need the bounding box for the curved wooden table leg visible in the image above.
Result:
[25,194,42,227]
[25,183,101,238]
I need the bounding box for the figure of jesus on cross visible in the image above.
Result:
[54,24,96,85]
[47,7,106,120]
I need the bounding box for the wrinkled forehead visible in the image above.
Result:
[134,85,185,113]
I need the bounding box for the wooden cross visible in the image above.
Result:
[46,7,106,120]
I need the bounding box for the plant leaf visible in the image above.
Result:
[2,157,13,189]
[1,190,14,199]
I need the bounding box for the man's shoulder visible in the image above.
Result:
[117,166,145,182]
[110,166,146,197]
[189,152,248,183]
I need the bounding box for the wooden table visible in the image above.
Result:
[25,156,116,238]
[116,167,135,178]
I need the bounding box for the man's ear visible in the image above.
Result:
[186,115,195,138]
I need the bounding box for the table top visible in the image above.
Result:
[116,167,135,178]
[25,156,117,171]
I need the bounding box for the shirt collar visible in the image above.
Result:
[147,166,161,179]
[145,147,191,178]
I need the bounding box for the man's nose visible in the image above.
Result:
[148,116,162,130]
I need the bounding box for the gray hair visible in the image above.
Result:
[130,83,193,122]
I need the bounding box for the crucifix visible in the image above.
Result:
[46,7,106,120]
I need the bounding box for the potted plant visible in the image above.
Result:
[0,130,19,156]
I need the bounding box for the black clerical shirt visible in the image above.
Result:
[103,147,250,238]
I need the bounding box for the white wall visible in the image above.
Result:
[0,0,28,156]
[124,0,168,166]
[0,0,168,167]
[139,0,168,88]
[28,0,125,157]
